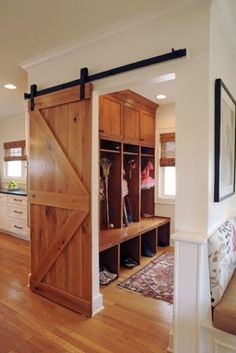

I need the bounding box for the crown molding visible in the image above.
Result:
[21,0,210,71]
[211,1,236,62]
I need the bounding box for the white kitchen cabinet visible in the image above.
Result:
[0,193,8,230]
[8,194,27,207]
[0,192,29,240]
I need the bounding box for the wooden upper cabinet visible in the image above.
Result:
[123,103,140,143]
[99,95,123,140]
[140,111,155,145]
[99,90,157,145]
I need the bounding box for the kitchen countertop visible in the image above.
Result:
[0,188,27,196]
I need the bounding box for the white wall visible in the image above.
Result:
[0,114,26,188]
[24,2,211,314]
[208,1,236,234]
[155,103,176,234]
[172,3,236,353]
[156,103,176,130]
[26,2,210,232]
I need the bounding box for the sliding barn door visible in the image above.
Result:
[29,84,92,316]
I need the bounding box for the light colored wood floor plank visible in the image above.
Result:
[0,232,172,353]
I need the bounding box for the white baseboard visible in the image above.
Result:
[92,293,104,316]
[167,329,174,352]
[202,322,236,353]
[214,340,236,353]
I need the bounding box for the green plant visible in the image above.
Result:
[7,180,18,190]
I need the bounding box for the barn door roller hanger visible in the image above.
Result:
[25,48,187,111]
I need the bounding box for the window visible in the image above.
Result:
[4,160,26,178]
[163,166,176,196]
[3,140,26,179]
[159,132,176,199]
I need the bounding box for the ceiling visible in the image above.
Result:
[0,0,235,119]
[0,0,166,119]
[130,73,176,105]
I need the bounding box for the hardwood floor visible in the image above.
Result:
[0,232,172,353]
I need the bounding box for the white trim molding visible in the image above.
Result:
[21,0,210,70]
[172,230,212,353]
[211,1,236,62]
[92,293,104,316]
[203,321,236,353]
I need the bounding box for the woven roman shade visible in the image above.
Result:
[4,140,26,161]
[160,133,175,167]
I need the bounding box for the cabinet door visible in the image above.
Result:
[140,111,155,145]
[99,95,123,140]
[0,204,8,230]
[8,194,27,207]
[8,205,27,221]
[9,219,28,238]
[123,103,140,143]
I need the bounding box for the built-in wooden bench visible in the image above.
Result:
[99,216,170,278]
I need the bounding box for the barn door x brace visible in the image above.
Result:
[24,48,187,110]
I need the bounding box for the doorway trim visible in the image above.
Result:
[91,60,180,314]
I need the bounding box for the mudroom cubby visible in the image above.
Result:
[120,236,140,267]
[123,143,140,223]
[141,146,155,217]
[141,229,157,256]
[99,245,120,276]
[158,221,171,247]
[99,89,170,282]
[100,139,122,229]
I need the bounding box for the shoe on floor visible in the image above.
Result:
[142,244,155,257]
[123,257,138,268]
[100,267,117,281]
[99,270,111,285]
[127,257,138,266]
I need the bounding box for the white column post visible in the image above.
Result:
[171,231,211,353]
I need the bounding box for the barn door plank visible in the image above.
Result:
[30,109,88,194]
[32,209,87,282]
[30,278,91,314]
[29,191,89,211]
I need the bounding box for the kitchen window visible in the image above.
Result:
[3,140,27,179]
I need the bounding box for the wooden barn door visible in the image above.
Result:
[29,84,92,316]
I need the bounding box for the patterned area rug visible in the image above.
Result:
[117,252,174,304]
